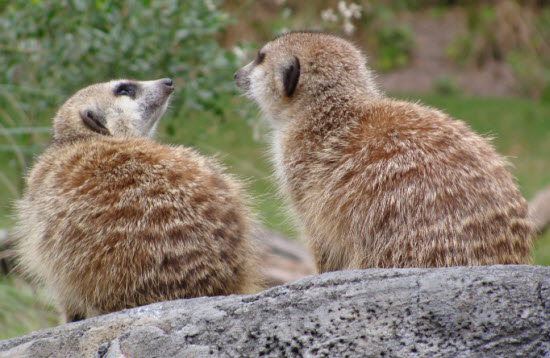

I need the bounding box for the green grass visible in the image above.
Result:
[1,91,549,340]
[0,275,59,340]
[0,88,51,228]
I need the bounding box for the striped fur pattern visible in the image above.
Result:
[235,32,532,272]
[15,79,258,321]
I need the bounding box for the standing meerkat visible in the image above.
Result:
[15,78,258,322]
[234,32,532,272]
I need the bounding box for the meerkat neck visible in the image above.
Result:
[289,91,373,131]
[52,117,102,145]
[52,129,102,147]
[52,129,90,146]
[295,76,382,124]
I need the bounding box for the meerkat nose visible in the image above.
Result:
[161,78,175,93]
[233,72,238,79]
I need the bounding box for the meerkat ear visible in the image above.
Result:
[282,56,300,97]
[81,109,110,135]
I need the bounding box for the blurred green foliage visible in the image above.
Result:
[0,276,58,340]
[0,0,238,117]
[0,89,51,228]
[383,0,549,10]
[364,4,414,71]
[445,5,497,66]
[445,2,550,98]
[433,75,461,96]
[371,23,414,71]
[315,1,415,72]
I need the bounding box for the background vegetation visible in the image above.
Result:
[1,0,549,340]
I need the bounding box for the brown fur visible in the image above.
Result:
[235,32,532,272]
[15,79,258,321]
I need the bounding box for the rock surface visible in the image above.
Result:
[1,265,549,358]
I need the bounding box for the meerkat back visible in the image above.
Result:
[235,31,532,272]
[15,78,258,322]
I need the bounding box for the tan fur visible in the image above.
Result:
[235,32,533,272]
[15,79,258,322]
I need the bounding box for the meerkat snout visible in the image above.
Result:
[234,67,251,92]
[236,31,532,272]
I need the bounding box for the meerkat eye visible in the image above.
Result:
[114,83,137,98]
[255,51,265,65]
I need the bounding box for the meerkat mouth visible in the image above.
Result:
[142,80,175,123]
[234,68,251,92]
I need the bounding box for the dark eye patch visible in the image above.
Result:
[114,83,137,98]
[255,51,265,65]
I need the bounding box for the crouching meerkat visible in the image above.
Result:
[14,78,258,322]
[234,32,532,272]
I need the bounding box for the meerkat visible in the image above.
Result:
[14,78,258,322]
[234,31,533,272]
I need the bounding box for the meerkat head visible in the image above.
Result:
[234,31,381,124]
[52,78,175,143]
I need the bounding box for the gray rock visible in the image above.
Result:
[1,265,549,358]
